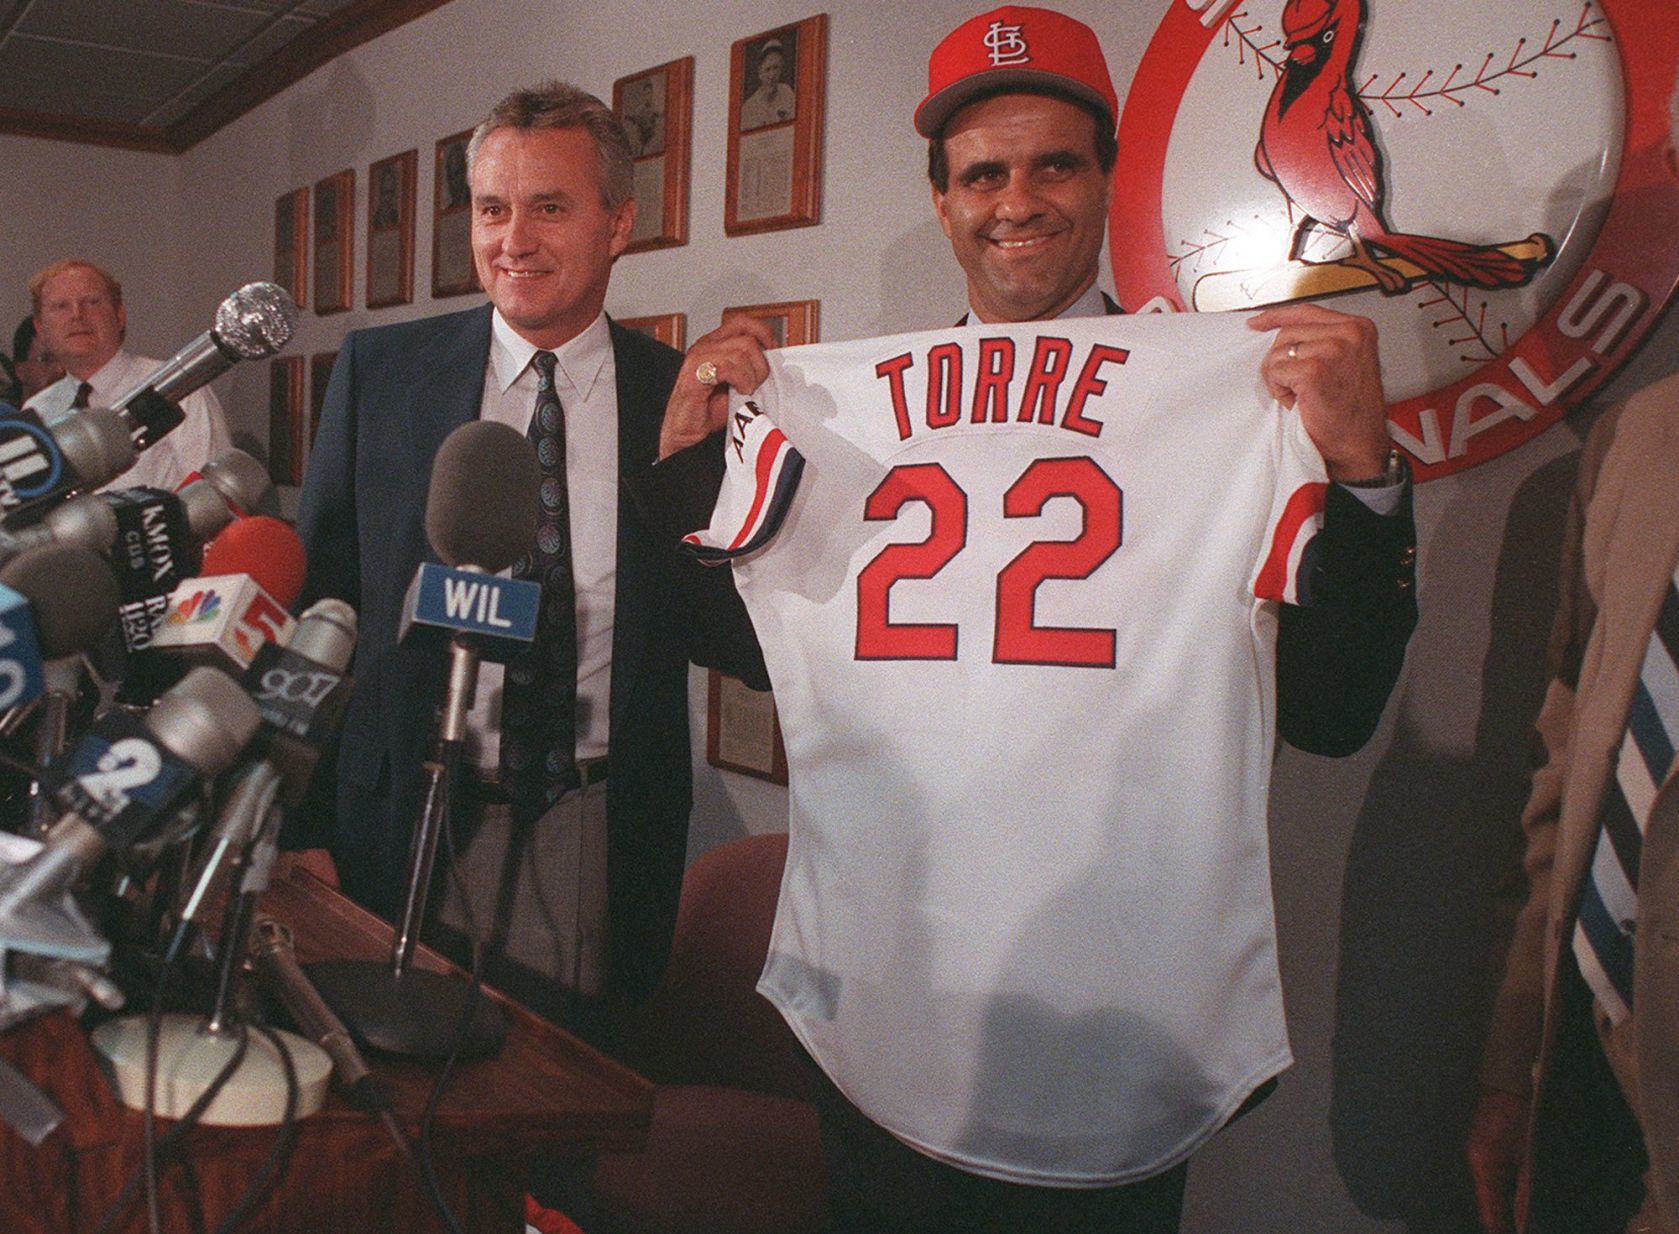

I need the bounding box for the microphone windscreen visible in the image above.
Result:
[425,421,539,572]
[192,449,272,515]
[214,283,299,358]
[201,516,307,608]
[0,545,121,659]
[54,407,136,489]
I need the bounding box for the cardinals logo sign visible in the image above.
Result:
[1112,0,1679,479]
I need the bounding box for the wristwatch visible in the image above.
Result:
[1339,448,1408,488]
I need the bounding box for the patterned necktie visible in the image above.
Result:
[1572,563,1679,1024]
[70,381,93,409]
[498,350,579,818]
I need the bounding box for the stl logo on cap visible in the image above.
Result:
[983,20,1030,66]
[914,5,1118,138]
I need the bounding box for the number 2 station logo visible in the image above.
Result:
[1112,0,1679,479]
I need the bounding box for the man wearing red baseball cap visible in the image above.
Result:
[651,9,1415,1230]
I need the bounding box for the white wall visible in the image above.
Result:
[0,134,187,364]
[4,1,1677,1230]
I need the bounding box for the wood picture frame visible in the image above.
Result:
[312,169,354,315]
[432,128,479,298]
[614,57,693,253]
[309,352,337,456]
[725,14,826,236]
[272,188,307,311]
[617,313,687,349]
[366,149,416,308]
[706,669,788,785]
[267,355,306,487]
[721,298,819,348]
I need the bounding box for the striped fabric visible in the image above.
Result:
[1573,564,1679,1024]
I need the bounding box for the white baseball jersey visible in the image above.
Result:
[686,312,1327,1186]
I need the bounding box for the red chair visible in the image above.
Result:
[591,832,829,1234]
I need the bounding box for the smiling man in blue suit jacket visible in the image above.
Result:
[286,81,763,1013]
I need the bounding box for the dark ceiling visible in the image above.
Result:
[0,0,453,152]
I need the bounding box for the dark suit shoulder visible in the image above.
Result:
[346,302,493,361]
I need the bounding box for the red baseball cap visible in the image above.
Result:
[914,6,1119,138]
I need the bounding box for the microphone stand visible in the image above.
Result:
[90,762,333,1125]
[305,634,506,1059]
[24,659,79,838]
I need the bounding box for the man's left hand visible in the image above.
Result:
[1249,304,1391,483]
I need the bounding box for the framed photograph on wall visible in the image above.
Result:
[309,352,337,456]
[267,355,306,487]
[721,298,819,348]
[725,14,826,236]
[273,188,307,310]
[366,149,416,309]
[614,57,693,253]
[707,669,788,784]
[618,313,687,349]
[313,170,353,315]
[433,128,479,298]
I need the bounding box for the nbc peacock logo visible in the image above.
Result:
[167,589,223,625]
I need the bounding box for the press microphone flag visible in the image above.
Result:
[0,404,135,527]
[0,666,261,961]
[398,564,539,659]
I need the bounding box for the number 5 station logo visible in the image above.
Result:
[1111,0,1679,480]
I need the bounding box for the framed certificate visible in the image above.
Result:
[432,129,480,298]
[707,669,788,784]
[312,170,353,314]
[721,298,819,347]
[273,188,308,309]
[725,15,827,236]
[267,356,306,487]
[618,313,687,349]
[614,58,693,253]
[366,149,416,308]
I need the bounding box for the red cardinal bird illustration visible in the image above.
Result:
[1254,0,1528,293]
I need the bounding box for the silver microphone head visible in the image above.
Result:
[54,406,136,489]
[148,667,262,775]
[198,448,273,514]
[213,283,298,360]
[39,493,119,554]
[287,598,357,672]
[177,479,236,543]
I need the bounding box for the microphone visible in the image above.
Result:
[394,420,539,938]
[177,448,274,519]
[177,598,357,924]
[201,515,307,606]
[306,421,537,1060]
[249,916,389,1112]
[0,473,233,568]
[134,518,307,695]
[0,580,45,715]
[0,546,124,832]
[109,283,299,452]
[0,404,136,528]
[0,666,262,962]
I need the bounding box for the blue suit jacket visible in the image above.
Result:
[292,303,762,1001]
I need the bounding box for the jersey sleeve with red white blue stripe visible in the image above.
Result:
[1251,409,1329,606]
[682,397,805,564]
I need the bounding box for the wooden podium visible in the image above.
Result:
[0,869,653,1233]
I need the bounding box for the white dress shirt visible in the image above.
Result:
[465,310,618,771]
[25,349,232,492]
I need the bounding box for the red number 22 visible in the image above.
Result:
[855,456,1121,667]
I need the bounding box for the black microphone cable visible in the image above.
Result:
[205,1022,299,1234]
